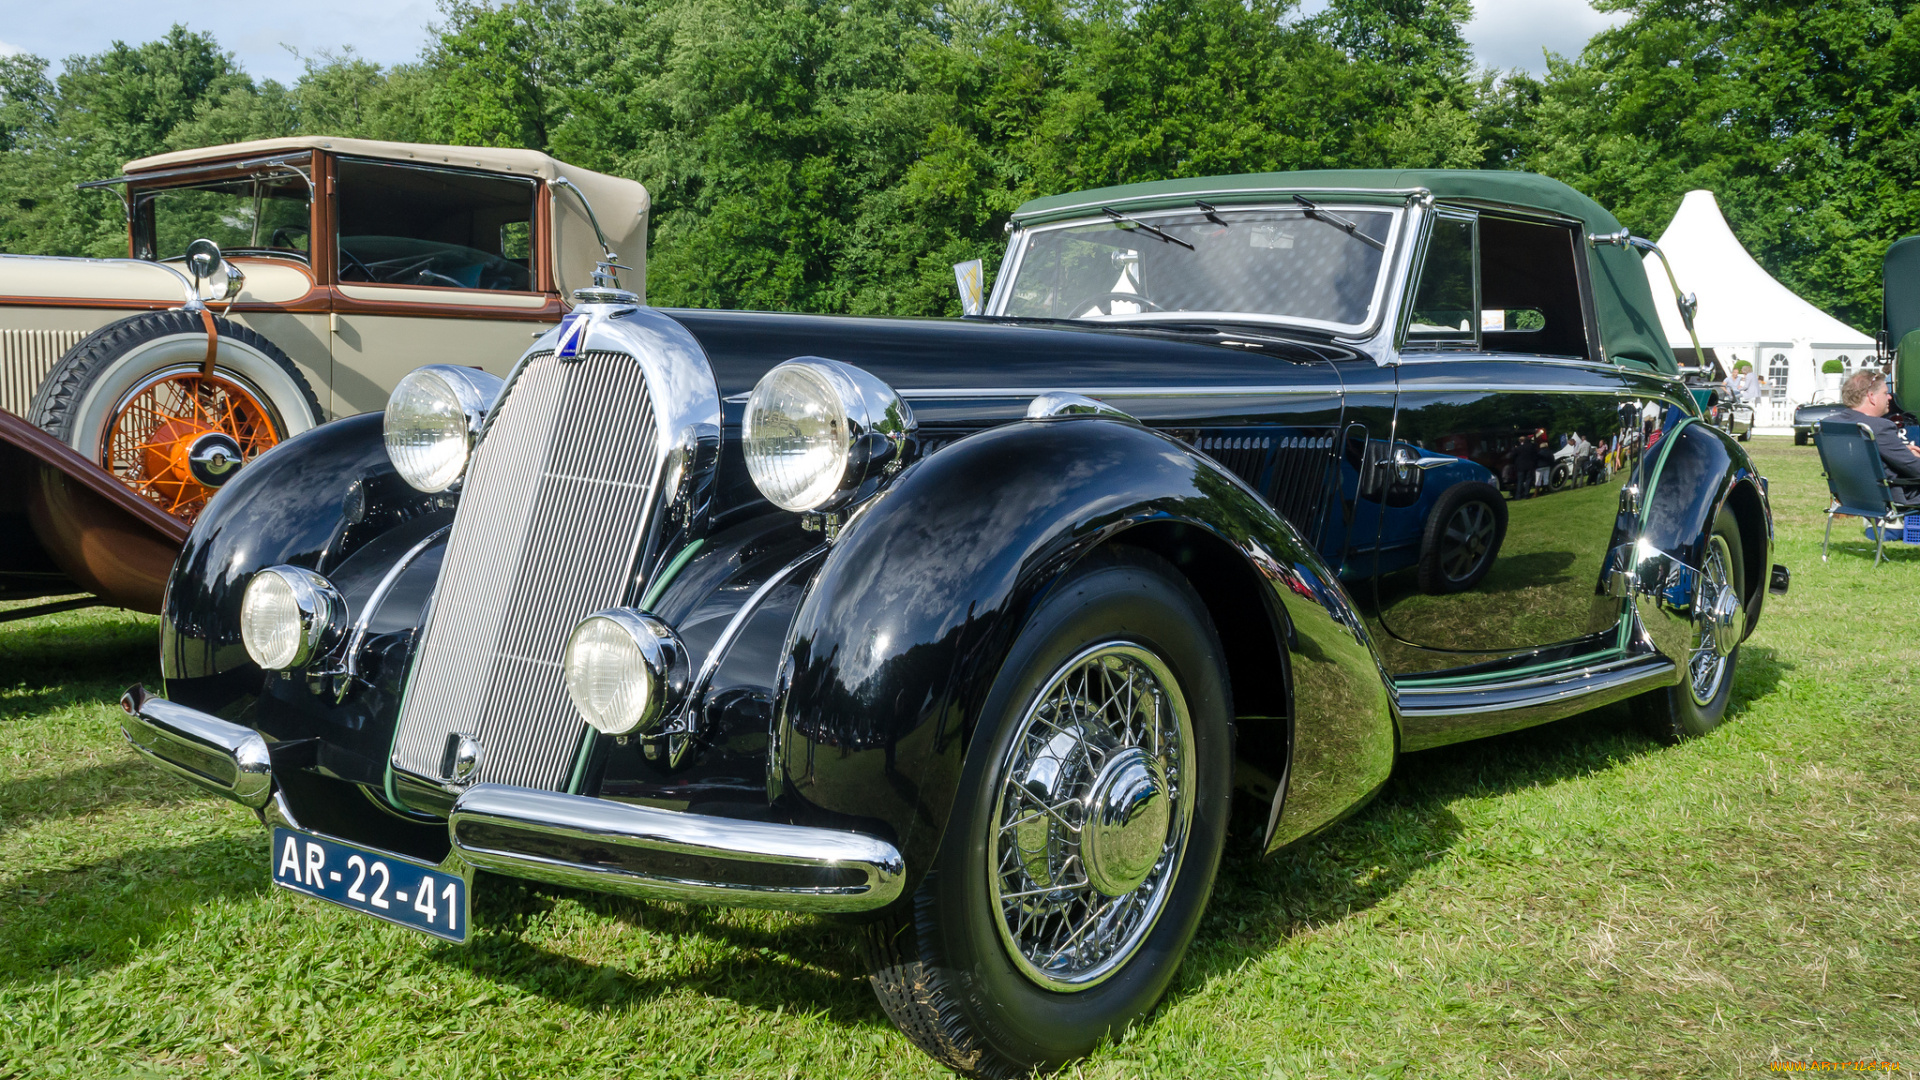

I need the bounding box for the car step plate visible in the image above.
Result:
[271,827,469,943]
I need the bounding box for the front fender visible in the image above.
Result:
[160,411,449,719]
[771,417,1396,886]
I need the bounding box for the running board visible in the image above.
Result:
[1395,654,1676,751]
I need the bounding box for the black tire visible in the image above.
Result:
[1794,429,1809,446]
[864,545,1233,1078]
[1416,482,1508,594]
[29,309,322,459]
[1635,506,1745,741]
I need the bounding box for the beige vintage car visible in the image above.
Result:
[1,137,647,615]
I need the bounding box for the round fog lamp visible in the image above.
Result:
[562,610,689,737]
[240,565,343,670]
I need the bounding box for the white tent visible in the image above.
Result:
[1643,189,1873,433]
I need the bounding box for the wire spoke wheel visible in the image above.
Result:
[988,642,1194,991]
[102,366,283,521]
[1440,500,1494,580]
[1688,534,1737,706]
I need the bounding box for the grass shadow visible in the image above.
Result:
[1176,698,1669,1001]
[0,834,266,986]
[0,611,158,720]
[447,877,883,1026]
[0,758,189,837]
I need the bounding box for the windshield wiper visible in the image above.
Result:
[1292,194,1386,252]
[1102,207,1194,250]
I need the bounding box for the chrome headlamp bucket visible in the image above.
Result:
[741,357,916,513]
[240,565,346,670]
[383,364,505,493]
[561,609,691,738]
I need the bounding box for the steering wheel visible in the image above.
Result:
[269,225,309,250]
[338,247,375,282]
[1067,291,1165,317]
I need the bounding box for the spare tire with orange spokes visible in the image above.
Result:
[29,310,324,522]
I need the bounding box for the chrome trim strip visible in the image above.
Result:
[119,685,273,810]
[334,525,451,694]
[674,546,829,734]
[907,385,1346,400]
[1396,653,1651,700]
[449,783,905,912]
[724,385,1345,404]
[1395,653,1674,720]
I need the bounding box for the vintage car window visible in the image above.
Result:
[335,158,537,292]
[1405,213,1477,345]
[1001,206,1396,331]
[134,175,312,262]
[1478,214,1592,359]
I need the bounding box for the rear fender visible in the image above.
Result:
[771,417,1396,886]
[1629,419,1772,665]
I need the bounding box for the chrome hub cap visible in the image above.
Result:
[989,643,1193,991]
[1689,535,1739,705]
[1083,748,1168,896]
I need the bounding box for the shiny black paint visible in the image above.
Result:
[772,416,1395,880]
[1639,418,1774,637]
[582,513,823,816]
[160,411,450,724]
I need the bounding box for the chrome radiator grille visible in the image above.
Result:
[392,350,661,793]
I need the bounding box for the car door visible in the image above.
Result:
[1373,206,1654,676]
[323,156,564,416]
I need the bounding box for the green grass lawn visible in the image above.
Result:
[2,435,1915,1078]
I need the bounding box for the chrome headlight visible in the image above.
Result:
[561,609,690,737]
[240,566,345,670]
[383,365,504,493]
[742,358,916,512]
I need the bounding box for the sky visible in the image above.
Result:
[0,0,1627,85]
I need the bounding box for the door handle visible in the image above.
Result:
[1391,446,1454,470]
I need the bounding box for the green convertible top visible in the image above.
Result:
[1012,169,1677,375]
[1884,236,1920,395]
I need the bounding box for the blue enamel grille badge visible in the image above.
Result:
[554,312,589,359]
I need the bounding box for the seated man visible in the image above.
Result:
[1834,369,1920,496]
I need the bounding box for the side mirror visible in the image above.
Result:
[185,237,245,302]
[953,259,984,317]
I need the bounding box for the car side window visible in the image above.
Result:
[1478,214,1591,359]
[1405,213,1477,346]
[1403,210,1593,359]
[334,158,537,292]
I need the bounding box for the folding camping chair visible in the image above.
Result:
[1817,419,1920,565]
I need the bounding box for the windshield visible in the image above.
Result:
[998,204,1398,331]
[134,173,311,262]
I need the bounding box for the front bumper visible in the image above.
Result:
[119,685,904,914]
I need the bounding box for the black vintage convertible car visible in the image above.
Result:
[121,169,1783,1077]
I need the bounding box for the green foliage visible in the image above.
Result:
[1,0,1915,325]
[1824,357,1847,373]
[1520,0,1920,332]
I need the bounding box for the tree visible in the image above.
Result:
[1521,0,1920,330]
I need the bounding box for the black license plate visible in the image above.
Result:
[271,827,469,942]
